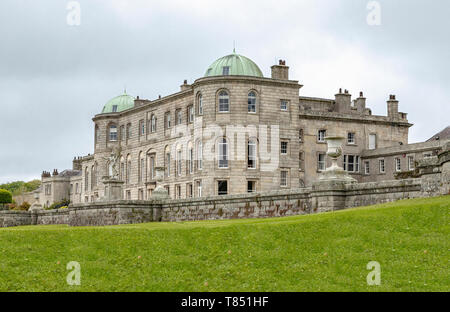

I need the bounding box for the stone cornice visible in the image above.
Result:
[298,111,413,127]
[192,75,302,89]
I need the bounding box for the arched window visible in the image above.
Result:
[218,138,228,168]
[176,146,182,177]
[198,94,203,115]
[218,91,229,112]
[248,139,257,169]
[109,125,118,141]
[151,114,156,132]
[120,157,125,180]
[248,91,256,113]
[196,140,203,170]
[187,142,193,174]
[91,164,97,189]
[148,152,155,180]
[126,155,131,184]
[85,167,89,191]
[138,152,145,183]
[165,146,171,177]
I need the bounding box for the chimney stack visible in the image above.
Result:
[271,59,289,80]
[180,79,191,91]
[355,91,366,114]
[334,88,352,113]
[387,94,399,119]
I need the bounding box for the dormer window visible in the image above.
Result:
[112,105,118,112]
[222,66,230,75]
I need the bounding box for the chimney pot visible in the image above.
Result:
[360,91,363,97]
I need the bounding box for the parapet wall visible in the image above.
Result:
[1,172,447,228]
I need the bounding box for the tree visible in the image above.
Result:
[0,189,13,209]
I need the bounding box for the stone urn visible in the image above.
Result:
[152,167,169,199]
[318,136,356,183]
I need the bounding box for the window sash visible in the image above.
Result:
[218,141,228,168]
[280,171,288,186]
[281,142,288,154]
[248,142,256,168]
[318,154,326,171]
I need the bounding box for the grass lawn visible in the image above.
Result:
[0,196,449,292]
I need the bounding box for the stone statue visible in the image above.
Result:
[104,147,121,180]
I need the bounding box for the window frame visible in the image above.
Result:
[218,138,229,168]
[247,91,257,113]
[218,90,230,113]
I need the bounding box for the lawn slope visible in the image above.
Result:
[0,196,449,292]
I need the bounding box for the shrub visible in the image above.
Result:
[47,199,70,210]
[0,189,12,209]
[17,201,31,211]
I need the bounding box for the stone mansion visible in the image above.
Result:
[35,51,448,207]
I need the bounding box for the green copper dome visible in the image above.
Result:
[101,93,135,114]
[205,51,263,78]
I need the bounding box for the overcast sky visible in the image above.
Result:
[0,0,448,183]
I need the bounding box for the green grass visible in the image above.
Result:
[0,196,449,292]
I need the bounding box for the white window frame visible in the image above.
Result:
[318,130,326,143]
[281,141,288,155]
[198,94,203,115]
[364,161,370,175]
[280,100,288,111]
[408,156,415,171]
[280,170,288,187]
[248,92,256,113]
[347,132,356,145]
[188,106,194,123]
[109,125,118,141]
[218,138,228,168]
[379,159,385,173]
[248,140,257,169]
[318,153,326,171]
[395,158,401,172]
[218,91,229,113]
[343,155,360,173]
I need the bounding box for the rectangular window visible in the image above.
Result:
[198,96,203,115]
[222,66,230,75]
[177,150,182,176]
[139,120,145,136]
[299,152,304,171]
[364,161,370,175]
[188,106,194,123]
[218,180,228,195]
[247,181,256,193]
[120,125,125,141]
[176,109,182,125]
[343,155,360,173]
[408,156,415,171]
[176,185,181,199]
[186,183,193,198]
[347,132,355,144]
[165,112,171,129]
[150,156,155,180]
[112,105,118,113]
[318,153,326,171]
[109,126,118,141]
[126,123,131,139]
[189,148,193,174]
[379,159,385,173]
[218,140,228,168]
[318,130,326,142]
[369,134,376,150]
[280,170,288,187]
[395,158,401,172]
[298,129,304,142]
[248,141,256,169]
[166,153,171,177]
[281,141,288,155]
[196,180,202,197]
[280,100,288,111]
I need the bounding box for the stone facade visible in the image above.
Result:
[31,53,422,206]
